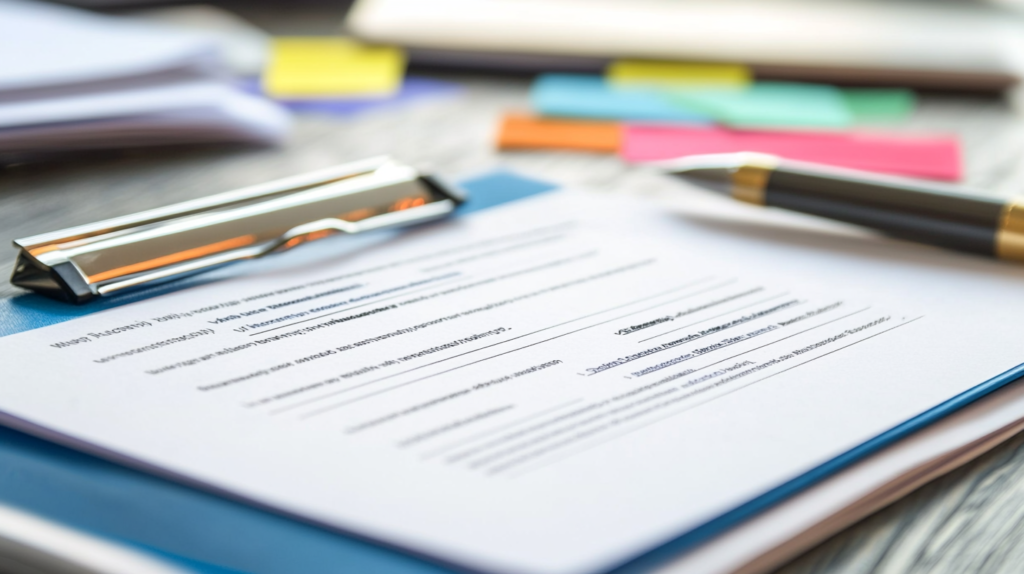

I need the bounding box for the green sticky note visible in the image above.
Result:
[842,88,917,122]
[664,82,853,128]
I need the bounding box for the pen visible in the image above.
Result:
[659,152,1024,263]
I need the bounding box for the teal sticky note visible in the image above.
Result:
[665,82,853,128]
[530,73,711,123]
[842,88,917,122]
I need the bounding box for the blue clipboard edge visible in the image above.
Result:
[3,360,1023,574]
[0,409,482,574]
[3,169,1023,574]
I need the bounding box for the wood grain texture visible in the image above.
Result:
[2,75,1024,574]
[778,433,1024,574]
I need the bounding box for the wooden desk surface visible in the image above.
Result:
[3,73,1024,574]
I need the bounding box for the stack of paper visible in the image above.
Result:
[347,0,1023,90]
[0,0,290,157]
[129,4,273,77]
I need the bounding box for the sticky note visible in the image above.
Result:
[665,82,853,128]
[496,115,621,152]
[530,74,712,123]
[842,88,917,122]
[263,37,405,98]
[607,60,752,88]
[623,125,961,181]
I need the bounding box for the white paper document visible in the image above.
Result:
[0,0,216,94]
[0,81,290,149]
[0,0,289,154]
[1,189,1023,574]
[129,4,271,76]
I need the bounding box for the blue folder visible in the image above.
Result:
[2,170,1023,574]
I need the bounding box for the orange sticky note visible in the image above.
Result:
[497,115,621,152]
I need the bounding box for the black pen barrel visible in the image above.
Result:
[764,165,1004,255]
[666,153,1024,262]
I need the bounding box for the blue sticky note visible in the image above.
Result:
[665,82,853,128]
[238,76,461,116]
[278,77,461,115]
[530,73,711,123]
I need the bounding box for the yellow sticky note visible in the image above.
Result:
[606,60,751,88]
[263,37,406,98]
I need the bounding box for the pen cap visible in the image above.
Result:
[11,157,465,304]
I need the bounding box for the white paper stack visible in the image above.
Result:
[0,0,290,157]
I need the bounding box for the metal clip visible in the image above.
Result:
[11,156,466,303]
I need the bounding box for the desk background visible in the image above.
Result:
[4,3,1024,570]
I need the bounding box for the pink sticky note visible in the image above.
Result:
[623,125,962,181]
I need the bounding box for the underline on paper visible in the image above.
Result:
[635,291,788,343]
[250,242,594,336]
[503,314,920,479]
[586,296,804,376]
[639,304,867,380]
[271,275,717,416]
[248,274,467,336]
[418,399,586,459]
[288,277,732,419]
[451,305,868,475]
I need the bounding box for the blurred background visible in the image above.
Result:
[5,0,1024,195]
[5,0,1024,214]
[6,1,1024,573]
[5,0,1024,262]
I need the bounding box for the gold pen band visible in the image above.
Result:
[996,199,1024,262]
[730,154,779,205]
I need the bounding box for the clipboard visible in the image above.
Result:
[0,170,557,574]
[3,168,1024,574]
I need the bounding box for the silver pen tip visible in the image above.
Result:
[647,152,778,195]
[647,152,776,173]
